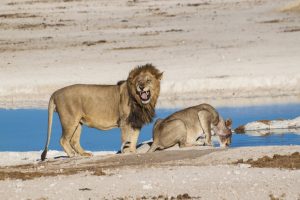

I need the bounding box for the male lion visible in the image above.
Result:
[41,64,163,161]
[148,103,232,152]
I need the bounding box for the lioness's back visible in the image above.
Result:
[165,104,219,128]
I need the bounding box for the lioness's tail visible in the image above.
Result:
[41,96,55,161]
[198,103,219,126]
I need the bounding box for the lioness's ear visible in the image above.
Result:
[157,72,163,80]
[225,118,232,127]
[154,118,163,127]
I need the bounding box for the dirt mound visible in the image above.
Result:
[236,152,300,169]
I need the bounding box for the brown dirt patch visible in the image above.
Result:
[283,27,300,32]
[165,29,183,32]
[235,152,300,169]
[0,22,67,30]
[259,19,283,24]
[112,45,161,51]
[151,11,176,18]
[0,165,105,181]
[140,31,160,36]
[8,0,82,5]
[257,119,271,125]
[117,193,199,200]
[0,13,39,18]
[17,23,66,30]
[82,40,107,46]
[269,193,286,200]
[186,3,210,7]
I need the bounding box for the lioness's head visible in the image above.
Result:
[128,64,163,106]
[213,118,232,147]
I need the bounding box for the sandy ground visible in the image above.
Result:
[0,0,300,108]
[1,0,300,199]
[0,146,300,199]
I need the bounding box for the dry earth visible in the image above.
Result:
[0,146,300,199]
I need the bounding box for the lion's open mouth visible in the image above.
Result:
[139,90,151,104]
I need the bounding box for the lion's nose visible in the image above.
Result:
[139,85,145,90]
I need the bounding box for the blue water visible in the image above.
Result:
[0,103,300,151]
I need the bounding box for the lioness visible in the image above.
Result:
[41,64,163,161]
[148,103,232,152]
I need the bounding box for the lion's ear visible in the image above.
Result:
[157,72,163,80]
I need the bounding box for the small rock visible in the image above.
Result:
[143,184,153,190]
[234,170,241,175]
[239,163,251,169]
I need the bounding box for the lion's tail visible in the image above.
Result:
[198,103,219,126]
[41,96,56,161]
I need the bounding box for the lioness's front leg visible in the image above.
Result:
[198,111,213,146]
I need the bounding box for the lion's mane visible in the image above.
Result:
[126,64,162,129]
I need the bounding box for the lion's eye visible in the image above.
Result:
[146,80,151,84]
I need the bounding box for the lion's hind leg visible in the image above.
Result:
[70,123,93,157]
[59,118,83,158]
[60,127,77,158]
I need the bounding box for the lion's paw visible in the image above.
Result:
[204,141,213,146]
[82,152,93,157]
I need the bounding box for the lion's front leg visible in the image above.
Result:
[121,125,140,153]
[129,129,140,153]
